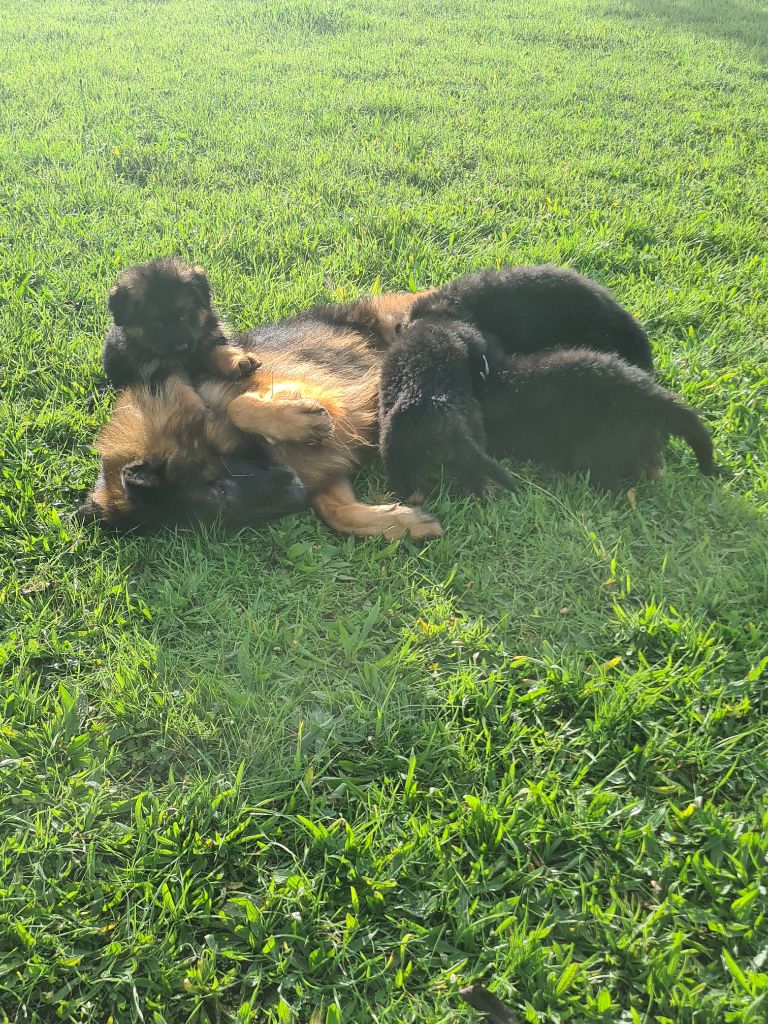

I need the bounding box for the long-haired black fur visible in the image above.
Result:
[379,317,514,498]
[409,264,654,373]
[479,346,715,490]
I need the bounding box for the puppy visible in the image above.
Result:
[408,264,654,372]
[482,347,715,489]
[102,257,259,391]
[379,316,513,498]
[381,317,714,495]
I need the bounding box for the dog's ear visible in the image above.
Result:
[121,459,167,494]
[108,283,135,326]
[188,265,212,309]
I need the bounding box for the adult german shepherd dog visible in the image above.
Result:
[80,288,442,537]
[79,263,711,537]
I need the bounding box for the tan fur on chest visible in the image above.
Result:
[198,329,383,491]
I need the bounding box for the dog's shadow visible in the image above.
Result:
[103,460,768,791]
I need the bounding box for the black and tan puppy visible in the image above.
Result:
[408,264,654,372]
[102,257,259,391]
[381,317,714,495]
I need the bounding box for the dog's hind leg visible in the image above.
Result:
[311,478,443,540]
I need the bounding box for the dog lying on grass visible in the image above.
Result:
[81,290,443,538]
[80,263,712,537]
[380,316,714,497]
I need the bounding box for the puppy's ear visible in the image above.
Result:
[121,459,167,494]
[108,283,135,326]
[188,265,212,309]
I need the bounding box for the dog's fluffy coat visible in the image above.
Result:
[408,264,654,373]
[380,316,714,495]
[82,264,712,537]
[83,292,443,539]
[102,257,258,391]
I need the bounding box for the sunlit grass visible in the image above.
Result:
[1,1,767,1021]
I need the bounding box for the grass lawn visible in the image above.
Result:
[2,0,768,1020]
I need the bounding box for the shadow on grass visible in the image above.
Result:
[626,0,768,57]
[104,462,768,795]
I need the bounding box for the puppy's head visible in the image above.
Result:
[77,383,308,532]
[398,316,491,378]
[107,257,216,358]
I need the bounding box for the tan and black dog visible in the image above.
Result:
[81,291,443,539]
[80,264,674,538]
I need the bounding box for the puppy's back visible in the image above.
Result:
[411,265,654,372]
[482,348,714,482]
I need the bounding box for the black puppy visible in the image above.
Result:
[409,264,654,372]
[481,346,714,490]
[381,317,714,496]
[379,316,513,498]
[102,257,259,391]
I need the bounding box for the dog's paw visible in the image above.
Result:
[232,353,261,379]
[404,508,443,541]
[378,504,443,541]
[275,400,334,444]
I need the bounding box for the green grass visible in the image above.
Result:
[1,0,768,1020]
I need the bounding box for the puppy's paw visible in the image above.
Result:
[214,345,260,380]
[456,457,515,498]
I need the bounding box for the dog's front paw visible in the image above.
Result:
[291,400,334,444]
[231,353,261,379]
[260,400,334,444]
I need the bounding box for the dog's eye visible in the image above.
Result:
[208,482,229,501]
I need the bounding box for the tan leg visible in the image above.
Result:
[311,477,443,540]
[227,390,333,444]
[210,344,261,380]
[166,376,208,422]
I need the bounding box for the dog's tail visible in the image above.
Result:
[662,395,716,476]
